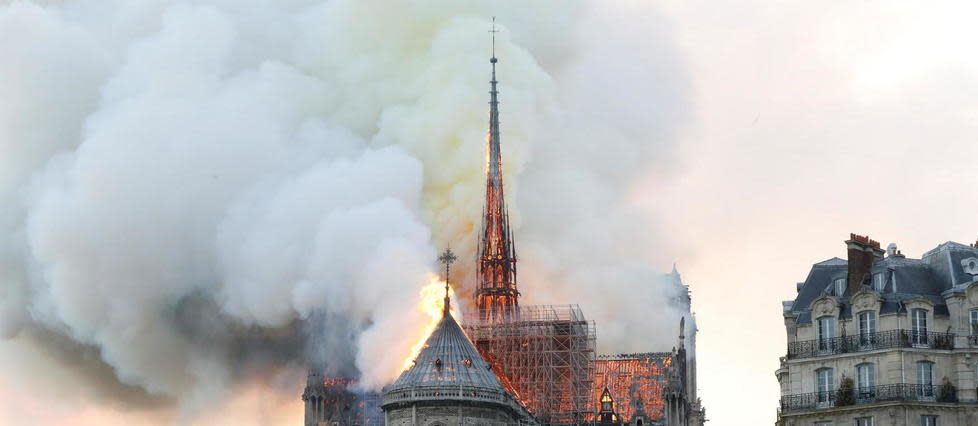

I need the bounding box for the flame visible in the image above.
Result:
[400,275,458,371]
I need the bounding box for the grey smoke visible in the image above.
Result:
[0,0,691,422]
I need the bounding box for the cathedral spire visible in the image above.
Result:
[475,18,519,323]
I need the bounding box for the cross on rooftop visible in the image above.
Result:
[489,16,499,58]
[438,247,458,283]
[438,247,458,316]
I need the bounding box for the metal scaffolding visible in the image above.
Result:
[591,353,674,423]
[463,304,596,425]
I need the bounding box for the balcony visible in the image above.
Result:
[780,384,958,413]
[786,330,955,359]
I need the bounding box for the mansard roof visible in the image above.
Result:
[787,241,978,324]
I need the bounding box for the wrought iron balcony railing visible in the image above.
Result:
[786,330,955,359]
[780,384,958,413]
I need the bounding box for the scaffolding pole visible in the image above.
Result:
[464,304,596,426]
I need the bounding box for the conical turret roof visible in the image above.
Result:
[387,312,504,392]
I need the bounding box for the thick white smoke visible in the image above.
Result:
[0,0,691,423]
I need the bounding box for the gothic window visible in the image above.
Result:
[600,388,614,413]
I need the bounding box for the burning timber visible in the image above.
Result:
[302,22,705,426]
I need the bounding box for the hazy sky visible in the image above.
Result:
[3,1,978,425]
[648,1,978,424]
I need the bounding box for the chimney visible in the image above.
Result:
[846,233,884,296]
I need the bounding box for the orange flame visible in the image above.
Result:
[400,275,458,371]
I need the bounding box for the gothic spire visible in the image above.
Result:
[475,18,519,323]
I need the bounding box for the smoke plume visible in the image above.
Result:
[0,0,691,423]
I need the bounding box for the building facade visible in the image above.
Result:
[778,234,978,426]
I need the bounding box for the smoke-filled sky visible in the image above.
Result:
[2,1,976,425]
[0,0,689,425]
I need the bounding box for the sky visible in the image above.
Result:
[3,1,978,425]
[649,1,978,424]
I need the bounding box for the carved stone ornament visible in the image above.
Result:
[815,299,836,317]
[853,293,876,312]
[963,257,978,275]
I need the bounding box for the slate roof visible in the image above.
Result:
[924,241,978,288]
[787,242,978,324]
[387,312,506,393]
[789,258,848,324]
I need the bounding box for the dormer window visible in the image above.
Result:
[599,387,616,419]
[833,278,846,296]
[873,273,884,292]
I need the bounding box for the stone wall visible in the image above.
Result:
[386,403,517,426]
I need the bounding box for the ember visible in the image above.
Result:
[593,354,674,421]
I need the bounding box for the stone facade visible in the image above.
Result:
[777,236,978,426]
[384,402,520,426]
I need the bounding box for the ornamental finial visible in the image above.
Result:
[438,247,458,317]
[489,16,499,60]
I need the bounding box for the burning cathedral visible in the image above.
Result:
[301,38,705,426]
